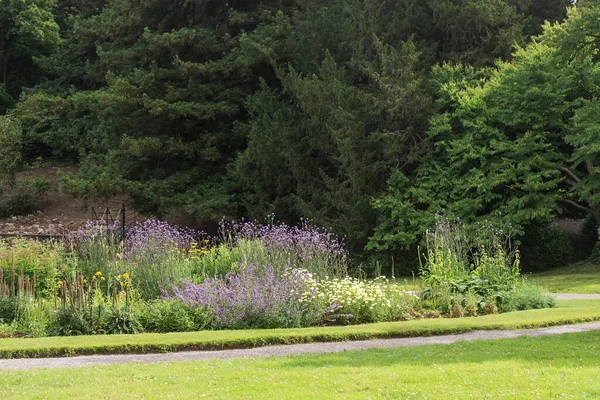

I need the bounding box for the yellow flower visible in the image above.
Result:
[83,279,88,284]
[123,272,129,280]
[101,277,105,281]
[117,275,122,279]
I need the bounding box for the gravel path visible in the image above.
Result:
[553,294,600,300]
[2,321,600,371]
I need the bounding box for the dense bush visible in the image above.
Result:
[498,281,556,313]
[520,223,573,272]
[136,300,208,333]
[0,182,41,218]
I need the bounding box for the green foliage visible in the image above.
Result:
[14,0,290,220]
[0,182,41,218]
[10,298,52,337]
[136,300,209,333]
[519,223,573,271]
[0,116,22,185]
[0,297,17,324]
[498,280,556,312]
[0,239,69,297]
[371,58,564,252]
[103,307,142,335]
[5,0,567,265]
[48,307,91,336]
[0,0,60,111]
[237,40,431,257]
[23,177,52,194]
[419,218,524,313]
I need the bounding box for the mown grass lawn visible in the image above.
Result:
[0,299,599,359]
[0,330,599,399]
[529,262,600,293]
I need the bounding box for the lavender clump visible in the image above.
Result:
[123,220,202,261]
[168,265,329,329]
[218,217,348,278]
[118,220,210,299]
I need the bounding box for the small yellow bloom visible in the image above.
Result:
[123,272,129,280]
[117,275,122,279]
[101,277,105,281]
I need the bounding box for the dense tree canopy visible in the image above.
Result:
[3,0,586,268]
[370,3,600,255]
[0,0,60,112]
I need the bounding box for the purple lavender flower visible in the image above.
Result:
[168,265,326,329]
[218,217,348,278]
[123,220,205,261]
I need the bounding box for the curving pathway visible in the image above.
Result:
[1,321,600,371]
[553,294,600,300]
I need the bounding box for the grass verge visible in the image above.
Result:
[529,262,600,293]
[1,330,600,399]
[0,299,598,359]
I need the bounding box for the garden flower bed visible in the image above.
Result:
[0,217,554,338]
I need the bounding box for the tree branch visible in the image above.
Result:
[586,161,594,177]
[558,167,581,186]
[558,198,594,215]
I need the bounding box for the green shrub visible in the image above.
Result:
[0,182,41,217]
[137,300,197,333]
[0,322,16,338]
[103,307,142,335]
[464,291,478,316]
[23,177,52,194]
[499,281,556,313]
[0,297,16,324]
[49,308,91,336]
[520,223,573,272]
[11,298,52,337]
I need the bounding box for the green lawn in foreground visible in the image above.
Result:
[529,262,600,293]
[1,330,599,399]
[0,299,599,359]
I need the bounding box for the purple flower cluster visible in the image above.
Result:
[169,265,325,329]
[220,217,348,277]
[123,220,203,261]
[73,220,120,242]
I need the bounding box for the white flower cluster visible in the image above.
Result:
[317,276,409,310]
